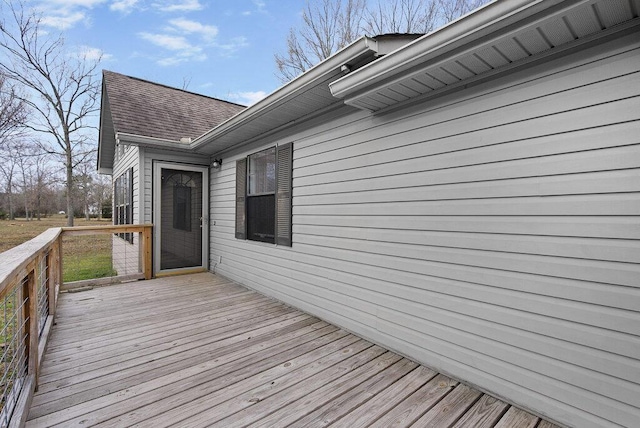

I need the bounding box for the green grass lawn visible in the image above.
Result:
[1,215,117,283]
[63,251,118,283]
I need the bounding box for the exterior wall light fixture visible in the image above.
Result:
[211,159,223,169]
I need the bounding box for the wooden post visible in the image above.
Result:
[31,259,40,388]
[57,236,63,292]
[141,226,153,280]
[47,241,59,318]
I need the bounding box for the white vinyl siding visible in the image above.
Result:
[210,31,640,428]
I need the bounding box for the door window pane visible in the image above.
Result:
[173,185,191,231]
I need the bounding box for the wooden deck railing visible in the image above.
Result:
[0,224,153,427]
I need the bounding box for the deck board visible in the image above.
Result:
[27,272,559,427]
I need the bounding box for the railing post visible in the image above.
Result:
[48,238,61,317]
[58,236,63,291]
[141,226,153,280]
[31,259,40,387]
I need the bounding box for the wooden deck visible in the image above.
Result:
[26,273,558,427]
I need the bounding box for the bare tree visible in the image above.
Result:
[275,0,489,82]
[0,138,59,220]
[73,156,96,221]
[0,141,20,219]
[437,0,484,22]
[0,0,102,226]
[92,173,111,221]
[181,76,192,91]
[275,0,366,82]
[29,149,58,220]
[363,0,438,35]
[0,71,27,148]
[14,140,37,220]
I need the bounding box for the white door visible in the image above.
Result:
[153,162,208,274]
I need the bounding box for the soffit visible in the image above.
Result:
[330,0,640,112]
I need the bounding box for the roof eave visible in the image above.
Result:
[190,35,379,151]
[116,132,192,151]
[96,137,109,173]
[97,79,114,173]
[329,0,562,99]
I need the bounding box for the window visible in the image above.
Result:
[173,184,192,231]
[236,143,292,246]
[114,167,133,243]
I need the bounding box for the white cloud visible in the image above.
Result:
[252,0,266,12]
[138,32,208,66]
[78,46,113,61]
[156,0,203,12]
[242,0,267,16]
[168,18,218,41]
[138,17,247,66]
[110,0,139,13]
[156,52,206,66]
[41,12,87,30]
[138,32,197,52]
[229,91,267,106]
[46,0,105,6]
[215,36,249,55]
[36,0,104,30]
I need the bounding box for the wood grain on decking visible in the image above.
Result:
[26,273,561,427]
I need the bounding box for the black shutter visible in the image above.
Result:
[275,143,293,247]
[235,158,247,240]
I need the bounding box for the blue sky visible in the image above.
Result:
[34,0,304,105]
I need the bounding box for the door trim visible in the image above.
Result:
[153,162,209,275]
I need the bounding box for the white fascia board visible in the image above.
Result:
[190,35,378,151]
[116,132,191,151]
[329,0,567,99]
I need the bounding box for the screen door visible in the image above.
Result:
[154,163,208,273]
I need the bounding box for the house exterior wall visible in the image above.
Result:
[209,31,640,428]
[112,144,140,275]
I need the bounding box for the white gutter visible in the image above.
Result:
[116,132,192,151]
[190,35,379,151]
[329,0,570,99]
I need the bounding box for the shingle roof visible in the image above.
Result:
[102,70,246,141]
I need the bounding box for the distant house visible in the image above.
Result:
[98,1,640,427]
